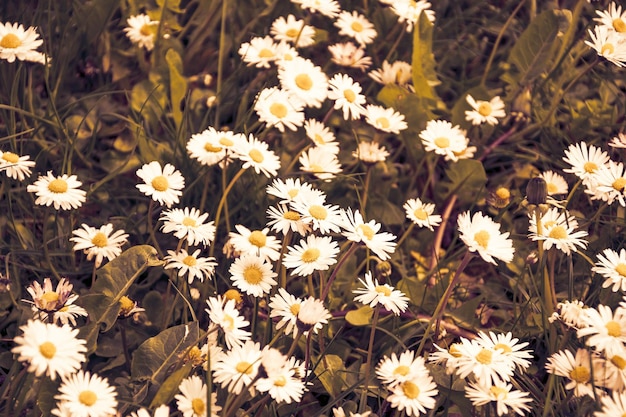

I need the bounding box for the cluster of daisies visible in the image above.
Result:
[586,2,626,67]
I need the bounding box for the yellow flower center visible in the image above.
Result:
[583,161,598,173]
[475,348,493,364]
[91,232,108,248]
[151,175,169,192]
[375,285,392,296]
[376,117,390,129]
[0,33,21,49]
[258,48,275,58]
[119,295,135,312]
[474,230,490,249]
[489,386,508,398]
[546,182,558,194]
[191,398,206,415]
[219,136,234,147]
[343,89,356,103]
[351,21,364,32]
[248,230,267,247]
[413,208,429,221]
[548,225,567,240]
[613,177,626,191]
[182,217,196,227]
[358,224,375,240]
[78,390,98,407]
[602,43,616,56]
[393,365,410,376]
[223,314,235,331]
[494,343,512,353]
[287,189,299,199]
[274,376,287,387]
[613,18,626,33]
[295,73,313,91]
[283,210,301,221]
[308,205,327,220]
[39,341,57,359]
[48,178,68,193]
[270,102,288,119]
[543,220,556,228]
[313,134,325,145]
[183,255,197,267]
[449,344,462,357]
[139,24,153,37]
[290,303,301,315]
[606,320,622,337]
[569,365,590,383]
[41,291,60,303]
[224,289,243,304]
[236,361,254,374]
[612,355,626,370]
[495,187,510,199]
[310,164,324,173]
[243,265,263,284]
[477,102,493,117]
[434,137,450,149]
[2,152,19,163]
[204,143,223,153]
[301,248,321,263]
[401,381,420,399]
[286,28,299,38]
[249,148,264,163]
[616,263,626,277]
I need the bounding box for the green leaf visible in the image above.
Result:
[412,11,440,100]
[437,159,487,203]
[313,354,346,398]
[165,49,187,130]
[149,362,193,408]
[131,322,200,384]
[345,305,373,326]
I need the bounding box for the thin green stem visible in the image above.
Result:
[321,242,359,301]
[359,305,380,413]
[395,223,415,248]
[214,0,229,127]
[210,167,246,257]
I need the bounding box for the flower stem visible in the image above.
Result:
[320,242,359,301]
[210,167,246,257]
[359,305,380,413]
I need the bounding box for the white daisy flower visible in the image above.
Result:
[364,104,408,134]
[353,271,408,315]
[295,0,341,18]
[278,57,328,108]
[70,223,129,268]
[334,10,377,46]
[591,160,626,205]
[232,134,281,178]
[283,234,340,276]
[563,141,610,184]
[254,86,305,132]
[546,348,596,397]
[212,340,262,394]
[205,296,251,349]
[452,337,515,385]
[465,94,506,126]
[164,249,217,284]
[54,370,118,417]
[328,42,372,70]
[328,73,366,120]
[609,132,626,148]
[353,141,390,164]
[27,171,87,210]
[255,351,306,404]
[266,203,311,235]
[419,119,469,162]
[528,207,588,255]
[0,150,35,180]
[124,14,159,51]
[229,254,277,297]
[539,170,568,196]
[596,390,626,417]
[228,225,281,262]
[291,195,344,234]
[304,119,340,152]
[23,277,88,326]
[593,248,626,292]
[175,374,221,417]
[386,374,438,416]
[595,2,626,34]
[464,380,532,416]
[160,207,216,247]
[377,350,431,387]
[389,0,436,32]
[270,14,316,47]
[127,404,171,417]
[457,211,514,264]
[577,304,626,356]
[341,208,397,261]
[369,60,412,87]
[299,146,342,181]
[269,288,303,337]
[0,22,45,63]
[474,331,533,371]
[238,35,280,68]
[403,198,442,231]
[186,127,245,167]
[552,299,589,329]
[587,24,626,67]
[296,297,331,335]
[136,161,185,208]
[266,177,319,204]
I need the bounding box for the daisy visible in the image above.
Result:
[539,170,568,196]
[474,331,533,371]
[136,161,185,208]
[334,11,377,46]
[577,304,626,356]
[369,60,412,88]
[593,248,626,292]
[175,375,221,417]
[228,225,281,261]
[205,296,251,349]
[377,350,431,387]
[353,271,408,315]
[283,234,340,276]
[164,249,217,283]
[364,104,408,134]
[266,203,311,235]
[269,288,303,337]
[609,132,626,148]
[24,277,88,325]
[295,0,341,18]
[596,390,626,417]
[386,374,438,416]
[457,211,514,265]
[255,356,306,404]
[296,297,331,335]
[465,94,506,125]
[212,340,262,394]
[70,223,129,268]
[118,296,145,319]
[419,120,469,162]
[54,370,118,417]
[238,35,279,68]
[0,22,45,63]
[595,2,626,34]
[546,348,596,397]
[551,299,589,329]
[528,207,588,255]
[232,134,281,177]
[328,73,366,120]
[586,25,626,67]
[299,146,342,181]
[389,0,436,32]
[127,405,171,417]
[270,14,316,47]
[304,119,340,152]
[341,208,397,261]
[563,141,610,184]
[291,195,344,234]
[27,171,86,210]
[465,380,532,416]
[278,57,328,108]
[428,343,463,374]
[591,160,626,205]
[124,14,159,51]
[254,86,305,132]
[452,337,515,385]
[0,150,35,180]
[332,408,371,417]
[353,141,390,164]
[229,254,277,297]
[266,177,319,204]
[160,207,216,247]
[595,352,626,390]
[328,42,372,70]
[11,319,87,380]
[274,41,300,66]
[186,127,244,167]
[403,198,442,231]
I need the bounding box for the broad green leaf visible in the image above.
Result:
[165,49,187,130]
[345,305,373,326]
[314,354,346,398]
[437,159,487,203]
[36,377,59,417]
[445,295,484,329]
[131,322,200,383]
[411,11,440,100]
[149,362,193,407]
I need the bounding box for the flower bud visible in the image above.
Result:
[526,177,547,206]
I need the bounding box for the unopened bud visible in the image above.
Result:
[526,177,547,205]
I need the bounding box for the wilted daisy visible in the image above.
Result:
[232,134,281,178]
[228,225,281,261]
[341,208,397,261]
[528,207,588,255]
[328,42,372,70]
[124,14,159,51]
[175,375,221,417]
[364,104,408,134]
[0,22,45,63]
[70,223,129,268]
[551,299,589,329]
[457,211,514,264]
[160,207,216,247]
[212,340,262,394]
[269,288,303,337]
[539,170,569,196]
[577,304,626,356]
[587,26,626,68]
[465,380,532,416]
[186,127,244,167]
[266,203,311,235]
[369,60,412,87]
[27,171,86,210]
[238,35,279,68]
[296,297,331,335]
[403,198,442,231]
[546,348,596,397]
[328,73,366,120]
[353,271,408,315]
[25,277,75,313]
[594,248,626,292]
[266,177,319,204]
[419,120,469,162]
[11,319,87,380]
[334,10,377,46]
[164,249,217,284]
[563,141,610,184]
[295,0,341,17]
[465,94,506,126]
[136,161,185,208]
[386,373,438,417]
[596,390,626,417]
[291,195,344,234]
[206,296,251,349]
[283,234,340,276]
[278,57,328,108]
[0,150,35,180]
[54,370,118,417]
[229,254,277,297]
[270,14,316,47]
[389,0,436,32]
[254,86,305,132]
[299,146,342,181]
[353,141,390,165]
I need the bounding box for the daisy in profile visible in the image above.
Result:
[27,171,86,210]
[164,249,217,284]
[136,161,185,208]
[465,94,506,126]
[278,57,328,108]
[328,42,372,70]
[206,296,251,349]
[403,198,442,231]
[304,119,340,152]
[334,11,377,46]
[229,254,277,297]
[254,86,305,132]
[369,60,412,88]
[299,146,342,181]
[419,120,469,162]
[593,248,626,292]
[328,73,366,120]
[228,225,281,261]
[0,150,35,180]
[266,177,319,204]
[457,211,514,265]
[296,297,331,335]
[341,208,397,261]
[539,170,568,196]
[70,223,129,268]
[364,104,408,134]
[238,35,279,68]
[291,195,344,234]
[353,271,408,315]
[528,207,588,255]
[11,319,87,380]
[577,304,626,356]
[232,134,281,178]
[385,373,438,416]
[160,207,216,247]
[266,203,311,235]
[596,390,626,417]
[212,340,263,395]
[270,14,316,47]
[283,234,340,276]
[54,370,118,417]
[175,375,221,417]
[353,141,390,164]
[562,141,610,184]
[295,0,341,18]
[546,348,596,397]
[0,22,45,63]
[269,288,303,337]
[186,127,245,167]
[551,299,589,329]
[465,380,532,416]
[124,14,159,51]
